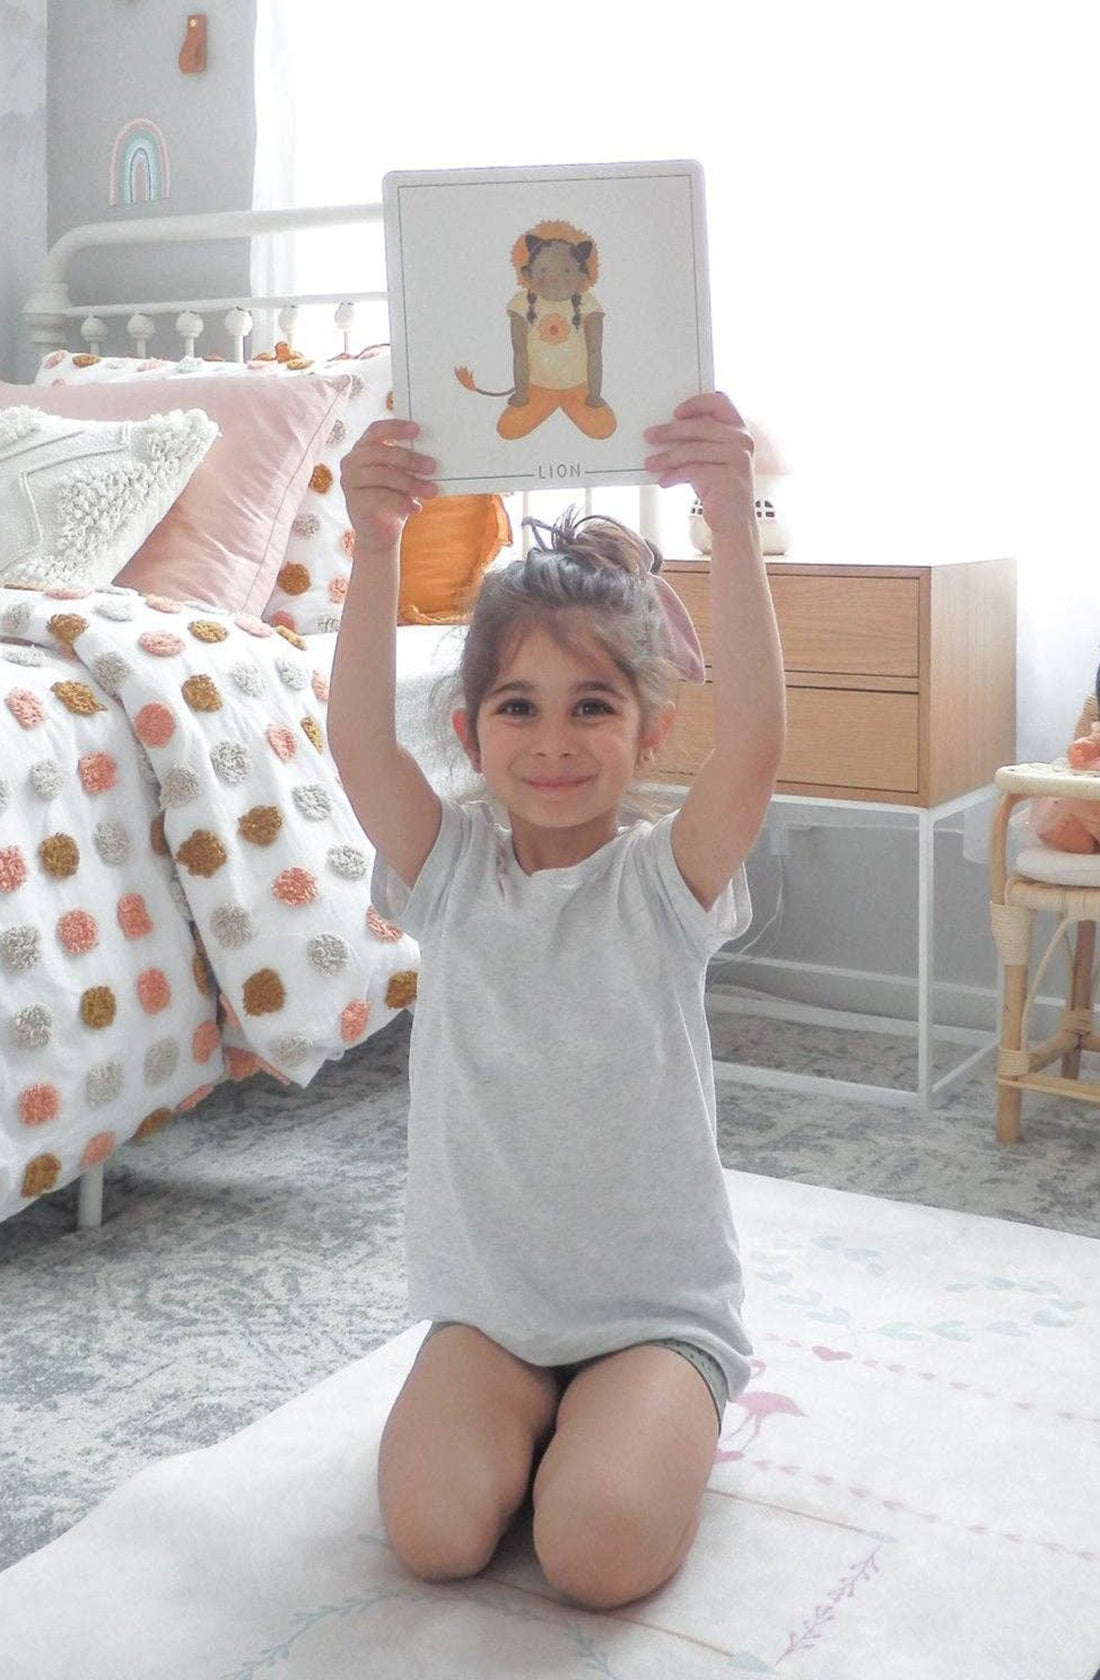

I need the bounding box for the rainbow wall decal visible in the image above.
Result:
[109,119,171,206]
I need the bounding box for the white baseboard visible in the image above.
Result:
[710,949,1066,1040]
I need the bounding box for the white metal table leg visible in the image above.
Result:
[705,783,1000,1112]
[917,806,934,1112]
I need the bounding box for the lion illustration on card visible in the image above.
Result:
[454,218,617,440]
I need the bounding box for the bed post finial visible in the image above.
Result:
[23,279,73,360]
[225,307,253,364]
[127,314,156,357]
[176,311,204,358]
[81,316,108,355]
[335,301,356,358]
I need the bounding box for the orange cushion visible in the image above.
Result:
[398,494,511,624]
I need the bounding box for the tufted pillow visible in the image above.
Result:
[5,371,352,615]
[0,404,218,590]
[35,346,512,632]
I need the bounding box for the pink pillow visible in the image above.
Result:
[0,374,352,615]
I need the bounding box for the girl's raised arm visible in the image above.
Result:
[327,421,443,890]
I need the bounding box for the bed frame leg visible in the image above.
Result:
[76,1164,104,1231]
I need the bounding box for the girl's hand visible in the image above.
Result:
[643,391,756,537]
[339,418,439,552]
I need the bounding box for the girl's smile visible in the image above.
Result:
[524,777,593,793]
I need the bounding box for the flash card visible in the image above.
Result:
[382,159,714,494]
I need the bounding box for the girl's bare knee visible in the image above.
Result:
[378,1397,529,1582]
[388,1516,501,1583]
[377,1325,559,1583]
[381,1470,510,1582]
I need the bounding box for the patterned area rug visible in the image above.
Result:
[1,1165,1096,1679]
[2,996,1099,1577]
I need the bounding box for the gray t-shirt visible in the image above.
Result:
[370,796,755,1400]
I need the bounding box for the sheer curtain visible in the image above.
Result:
[253,0,1099,853]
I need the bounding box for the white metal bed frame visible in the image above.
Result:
[21,200,662,545]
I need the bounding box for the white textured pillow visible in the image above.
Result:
[0,404,219,590]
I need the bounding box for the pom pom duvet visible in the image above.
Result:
[0,582,417,1227]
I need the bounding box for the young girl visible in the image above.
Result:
[329,391,786,1613]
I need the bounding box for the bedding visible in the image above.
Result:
[33,348,391,633]
[0,374,354,616]
[31,349,512,636]
[0,581,470,1228]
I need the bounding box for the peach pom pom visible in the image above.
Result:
[19,1083,61,1126]
[137,968,172,1013]
[117,893,154,938]
[0,846,28,894]
[81,1133,116,1167]
[7,689,46,729]
[135,701,176,747]
[138,631,186,657]
[58,909,98,953]
[192,1020,222,1062]
[341,998,370,1041]
[78,752,117,794]
[226,1048,262,1081]
[273,866,318,906]
[266,723,297,760]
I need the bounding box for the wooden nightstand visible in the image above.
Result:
[652,553,1018,1113]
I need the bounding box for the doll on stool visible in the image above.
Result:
[1027,658,1100,853]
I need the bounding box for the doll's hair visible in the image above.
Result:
[511,219,599,333]
[427,504,681,824]
[521,234,589,328]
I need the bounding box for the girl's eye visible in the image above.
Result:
[497,700,612,716]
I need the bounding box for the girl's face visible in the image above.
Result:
[526,243,586,301]
[453,628,674,829]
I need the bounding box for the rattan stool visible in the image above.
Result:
[989,693,1100,1143]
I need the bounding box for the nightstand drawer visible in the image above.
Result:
[659,569,920,679]
[652,681,920,793]
[781,686,919,791]
[770,575,920,677]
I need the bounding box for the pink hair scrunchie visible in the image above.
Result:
[649,570,707,685]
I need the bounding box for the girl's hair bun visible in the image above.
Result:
[521,505,660,584]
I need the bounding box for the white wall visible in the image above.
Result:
[11,2,1097,1038]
